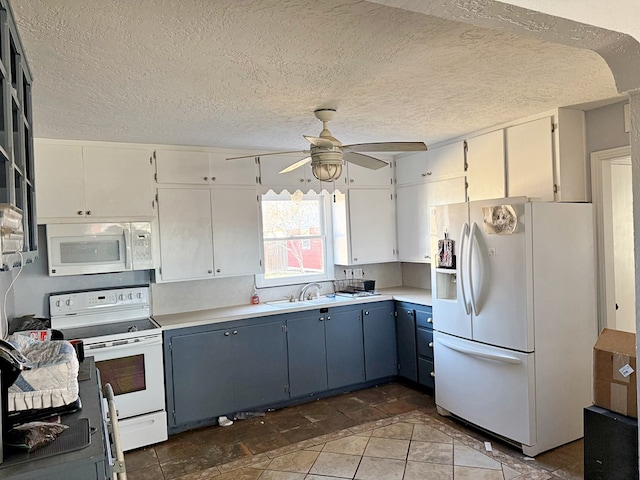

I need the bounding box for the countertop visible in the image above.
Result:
[153,287,431,331]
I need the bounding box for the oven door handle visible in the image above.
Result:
[85,335,162,353]
[123,224,132,271]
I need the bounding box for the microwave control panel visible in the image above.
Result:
[131,222,153,269]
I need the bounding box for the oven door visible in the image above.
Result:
[85,334,165,419]
[46,223,132,276]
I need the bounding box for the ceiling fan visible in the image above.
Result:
[227,109,427,181]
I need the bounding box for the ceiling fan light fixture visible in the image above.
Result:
[312,161,343,181]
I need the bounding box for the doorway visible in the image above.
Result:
[592,146,636,333]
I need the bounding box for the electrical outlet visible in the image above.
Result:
[345,268,352,279]
[354,268,363,279]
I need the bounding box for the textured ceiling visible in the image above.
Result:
[11,0,621,152]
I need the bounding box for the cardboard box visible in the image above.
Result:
[593,328,637,418]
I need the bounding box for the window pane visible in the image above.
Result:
[264,238,325,279]
[262,197,321,238]
[261,193,327,281]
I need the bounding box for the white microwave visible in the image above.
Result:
[46,222,154,276]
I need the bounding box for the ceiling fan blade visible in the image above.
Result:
[279,156,312,174]
[303,135,335,148]
[226,150,308,161]
[343,152,388,170]
[343,142,427,153]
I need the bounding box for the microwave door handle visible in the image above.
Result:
[123,225,132,270]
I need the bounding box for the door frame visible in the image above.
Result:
[591,145,632,333]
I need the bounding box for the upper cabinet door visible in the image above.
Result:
[155,149,210,184]
[211,187,262,276]
[82,146,155,218]
[425,141,465,179]
[466,130,505,202]
[344,157,393,187]
[395,151,428,185]
[35,142,86,220]
[157,188,214,282]
[209,152,257,185]
[396,183,429,262]
[348,188,396,264]
[506,117,554,201]
[259,153,312,189]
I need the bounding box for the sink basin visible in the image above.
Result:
[265,295,351,309]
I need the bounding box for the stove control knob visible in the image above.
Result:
[55,300,61,307]
[137,292,142,299]
[119,294,125,301]
[65,299,72,307]
[128,293,133,300]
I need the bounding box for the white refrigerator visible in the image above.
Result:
[431,197,597,456]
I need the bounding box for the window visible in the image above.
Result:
[256,191,333,287]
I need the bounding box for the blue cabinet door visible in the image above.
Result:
[234,320,289,411]
[395,304,418,381]
[325,309,365,389]
[170,329,234,425]
[363,303,397,380]
[287,313,328,397]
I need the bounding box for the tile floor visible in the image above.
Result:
[124,382,584,480]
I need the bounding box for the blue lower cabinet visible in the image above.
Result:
[325,309,365,389]
[166,319,288,429]
[287,313,329,397]
[363,303,397,380]
[395,304,418,382]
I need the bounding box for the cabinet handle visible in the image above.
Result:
[207,270,213,274]
[224,331,230,336]
[427,317,433,323]
[216,269,221,273]
[429,342,434,348]
[426,171,432,176]
[319,317,324,321]
[86,210,92,215]
[306,179,311,183]
[350,179,354,183]
[233,330,238,335]
[299,178,305,183]
[364,311,369,315]
[326,316,331,321]
[430,371,435,377]
[204,176,208,181]
[353,257,358,262]
[407,310,412,316]
[77,210,84,215]
[211,176,216,181]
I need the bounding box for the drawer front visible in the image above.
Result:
[418,357,435,388]
[416,308,433,329]
[416,327,434,358]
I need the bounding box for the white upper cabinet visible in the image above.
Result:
[395,142,465,186]
[155,149,257,185]
[156,186,262,282]
[395,151,428,186]
[426,141,466,179]
[342,156,393,187]
[396,177,467,263]
[156,188,215,282]
[35,141,155,222]
[465,130,506,202]
[35,143,85,220]
[258,153,321,191]
[333,188,396,265]
[506,108,586,202]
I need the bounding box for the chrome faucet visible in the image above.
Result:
[299,282,321,301]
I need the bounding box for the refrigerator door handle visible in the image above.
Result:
[437,338,523,365]
[459,222,471,315]
[468,222,479,316]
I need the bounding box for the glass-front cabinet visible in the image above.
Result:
[0,0,36,269]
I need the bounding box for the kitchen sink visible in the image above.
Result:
[265,295,352,309]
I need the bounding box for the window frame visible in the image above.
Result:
[255,191,334,288]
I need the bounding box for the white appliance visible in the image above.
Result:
[46,222,154,276]
[431,197,597,456]
[50,286,167,451]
